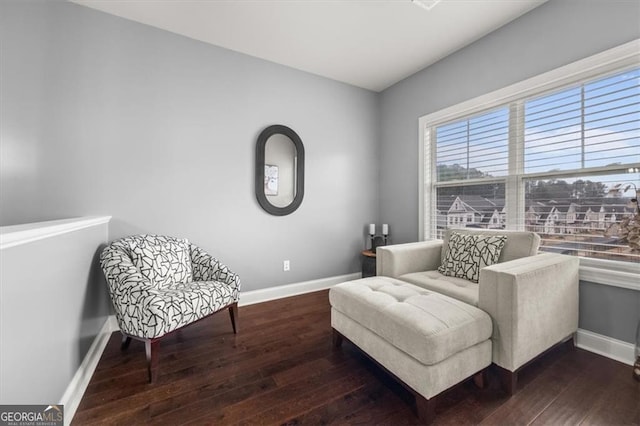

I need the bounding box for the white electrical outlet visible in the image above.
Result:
[283,260,290,271]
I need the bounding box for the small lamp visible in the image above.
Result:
[369,224,376,251]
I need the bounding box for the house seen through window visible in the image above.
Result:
[426,67,640,263]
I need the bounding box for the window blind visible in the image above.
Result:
[436,107,509,181]
[426,65,640,263]
[524,68,640,174]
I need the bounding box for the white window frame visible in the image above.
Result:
[418,39,640,290]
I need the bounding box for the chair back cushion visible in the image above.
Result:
[442,229,540,264]
[128,235,193,288]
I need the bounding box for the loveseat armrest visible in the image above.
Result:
[478,252,579,372]
[376,240,443,278]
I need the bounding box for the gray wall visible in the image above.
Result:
[379,0,640,245]
[0,221,111,404]
[579,281,640,344]
[378,0,640,344]
[0,0,380,291]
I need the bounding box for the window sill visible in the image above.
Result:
[579,257,640,291]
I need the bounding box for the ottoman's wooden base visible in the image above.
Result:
[494,335,576,396]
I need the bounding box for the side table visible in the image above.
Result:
[361,250,376,278]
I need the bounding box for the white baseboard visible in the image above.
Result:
[238,272,362,307]
[576,328,635,366]
[107,314,119,332]
[60,316,116,426]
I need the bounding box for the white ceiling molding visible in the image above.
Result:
[71,0,546,92]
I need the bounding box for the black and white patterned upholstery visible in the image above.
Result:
[129,237,193,288]
[100,235,240,339]
[438,232,507,283]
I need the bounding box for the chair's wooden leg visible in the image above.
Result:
[496,366,517,396]
[228,302,238,334]
[145,340,160,383]
[121,335,132,351]
[415,394,436,424]
[332,328,343,349]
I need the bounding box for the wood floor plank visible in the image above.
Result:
[77,335,329,420]
[478,348,594,425]
[73,290,638,426]
[74,368,268,423]
[578,359,640,426]
[282,381,394,425]
[182,361,368,425]
[272,357,334,387]
[529,350,622,425]
[430,377,507,425]
[236,369,373,425]
[308,382,416,425]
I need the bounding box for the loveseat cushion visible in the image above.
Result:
[398,270,479,306]
[329,277,492,365]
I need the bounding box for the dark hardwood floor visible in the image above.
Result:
[74,290,640,425]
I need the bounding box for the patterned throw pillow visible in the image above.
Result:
[438,232,507,283]
[129,239,193,288]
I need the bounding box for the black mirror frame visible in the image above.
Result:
[255,124,305,216]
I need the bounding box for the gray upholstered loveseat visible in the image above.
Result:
[375,228,580,393]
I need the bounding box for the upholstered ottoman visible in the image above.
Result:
[329,276,492,424]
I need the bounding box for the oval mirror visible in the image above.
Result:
[255,125,305,215]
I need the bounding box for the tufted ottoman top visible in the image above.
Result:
[329,276,492,366]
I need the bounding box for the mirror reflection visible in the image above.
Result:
[264,134,297,208]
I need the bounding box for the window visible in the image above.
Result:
[421,42,640,264]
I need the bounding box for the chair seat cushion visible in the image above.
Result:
[399,270,479,306]
[329,277,492,365]
[120,280,235,338]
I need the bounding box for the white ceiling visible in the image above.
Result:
[71,0,547,92]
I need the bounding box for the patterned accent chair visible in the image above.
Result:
[100,234,240,382]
